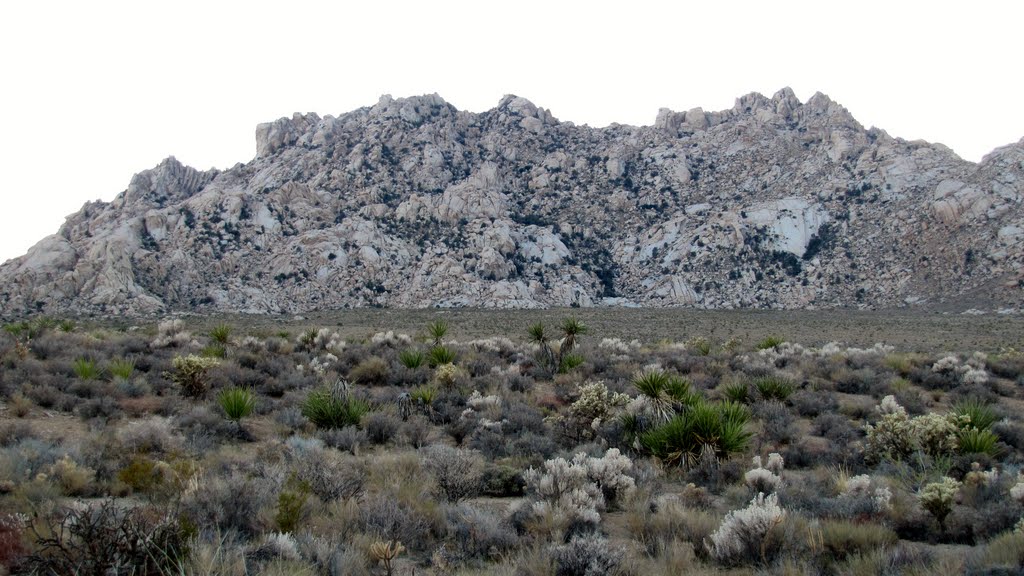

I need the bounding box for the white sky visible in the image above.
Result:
[1,0,1021,264]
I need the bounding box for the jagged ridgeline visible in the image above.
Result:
[2,89,1023,315]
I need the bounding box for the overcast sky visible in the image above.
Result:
[1,0,1021,264]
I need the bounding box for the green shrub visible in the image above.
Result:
[73,358,101,380]
[640,400,751,466]
[302,388,371,429]
[218,387,256,422]
[428,345,456,368]
[754,376,794,401]
[57,319,75,333]
[275,476,311,533]
[399,349,425,369]
[756,335,785,350]
[107,358,136,380]
[209,323,232,345]
[349,356,390,386]
[819,520,897,561]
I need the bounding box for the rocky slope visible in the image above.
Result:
[3,88,1023,316]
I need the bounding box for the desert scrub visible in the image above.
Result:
[707,492,786,565]
[167,354,220,397]
[422,444,484,502]
[864,396,965,463]
[302,386,371,429]
[217,387,256,423]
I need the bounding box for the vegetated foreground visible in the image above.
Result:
[1,311,1024,575]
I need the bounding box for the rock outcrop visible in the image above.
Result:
[2,89,1023,316]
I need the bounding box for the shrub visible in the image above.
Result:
[365,412,401,445]
[706,492,786,565]
[818,519,897,561]
[445,503,517,561]
[167,354,220,397]
[319,426,369,455]
[302,387,371,429]
[24,500,191,575]
[918,477,961,530]
[275,476,311,533]
[639,401,751,466]
[349,356,390,386]
[0,513,28,570]
[217,387,256,423]
[422,445,484,502]
[552,535,623,576]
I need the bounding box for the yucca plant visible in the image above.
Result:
[958,427,1001,457]
[201,344,227,359]
[218,387,256,423]
[722,381,751,404]
[632,370,698,424]
[428,345,456,368]
[399,349,425,369]
[301,387,371,429]
[559,316,588,356]
[754,376,795,401]
[427,319,449,346]
[108,358,136,380]
[952,398,998,431]
[639,400,751,467]
[209,323,232,345]
[558,353,585,374]
[756,335,785,350]
[410,385,437,407]
[73,358,101,380]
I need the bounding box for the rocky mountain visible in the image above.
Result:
[3,88,1023,316]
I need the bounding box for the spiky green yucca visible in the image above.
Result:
[952,398,998,431]
[633,370,697,423]
[399,349,425,369]
[722,382,751,404]
[428,345,456,368]
[302,389,370,429]
[558,353,585,374]
[411,385,437,406]
[756,335,785,350]
[559,316,588,353]
[210,323,232,345]
[428,320,449,346]
[958,427,1001,457]
[73,358,101,380]
[754,376,795,401]
[640,400,751,466]
[218,387,256,422]
[108,358,136,380]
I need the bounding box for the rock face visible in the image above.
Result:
[3,88,1024,315]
